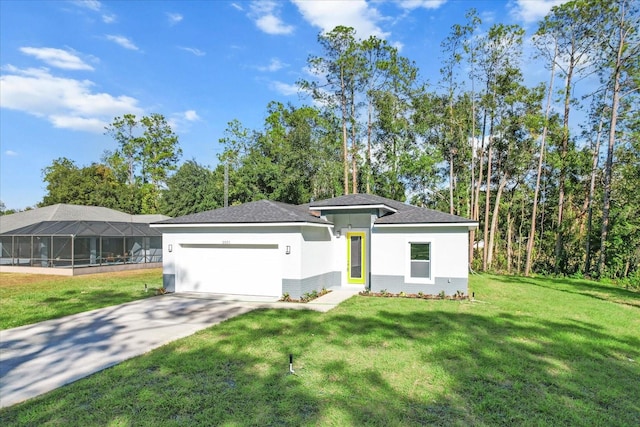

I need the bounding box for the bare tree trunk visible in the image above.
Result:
[350,88,358,194]
[584,108,605,274]
[468,77,477,266]
[554,80,572,274]
[525,44,556,276]
[482,122,493,272]
[518,195,525,274]
[366,97,373,194]
[487,175,507,270]
[598,62,622,276]
[449,150,455,215]
[472,110,488,269]
[507,208,513,274]
[467,17,479,268]
[340,69,349,195]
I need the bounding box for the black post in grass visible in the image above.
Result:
[289,354,295,374]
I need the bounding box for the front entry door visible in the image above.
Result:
[347,231,366,284]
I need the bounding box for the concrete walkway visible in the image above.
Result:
[0,287,359,408]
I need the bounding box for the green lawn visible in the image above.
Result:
[1,274,639,426]
[0,269,162,330]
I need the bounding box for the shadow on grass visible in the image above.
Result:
[497,274,640,308]
[0,290,153,330]
[2,297,638,426]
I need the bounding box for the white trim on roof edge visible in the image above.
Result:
[309,204,398,213]
[374,222,478,230]
[151,222,332,229]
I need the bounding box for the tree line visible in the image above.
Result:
[24,0,639,283]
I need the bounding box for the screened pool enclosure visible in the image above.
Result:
[0,220,162,269]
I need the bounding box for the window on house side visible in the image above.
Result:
[410,243,430,278]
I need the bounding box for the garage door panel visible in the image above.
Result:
[177,244,281,297]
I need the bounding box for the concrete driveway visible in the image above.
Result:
[0,288,358,408]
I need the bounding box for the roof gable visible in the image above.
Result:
[307,194,473,224]
[307,194,410,212]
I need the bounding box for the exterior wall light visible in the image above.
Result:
[168,244,173,252]
[336,230,341,238]
[286,245,291,254]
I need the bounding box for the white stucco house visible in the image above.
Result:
[151,194,477,299]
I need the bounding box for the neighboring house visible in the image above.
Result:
[152,194,477,299]
[0,204,168,275]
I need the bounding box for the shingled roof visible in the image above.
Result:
[374,205,474,224]
[155,200,331,225]
[154,195,475,227]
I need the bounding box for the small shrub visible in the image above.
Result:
[438,290,446,299]
[280,293,292,302]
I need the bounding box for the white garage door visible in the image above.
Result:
[176,243,281,297]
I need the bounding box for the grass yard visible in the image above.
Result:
[1,274,639,426]
[0,269,163,330]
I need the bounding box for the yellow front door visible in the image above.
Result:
[346,231,365,284]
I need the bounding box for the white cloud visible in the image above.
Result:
[105,34,139,50]
[256,14,294,35]
[168,110,200,131]
[509,0,569,24]
[231,3,243,11]
[270,81,298,96]
[396,0,447,10]
[183,110,200,121]
[72,0,101,12]
[292,0,388,39]
[258,58,286,72]
[179,46,206,56]
[250,1,294,35]
[167,12,183,25]
[480,10,497,25]
[0,66,142,133]
[391,41,404,51]
[49,115,109,132]
[5,150,18,156]
[20,47,94,71]
[72,1,116,24]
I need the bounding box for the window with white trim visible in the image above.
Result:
[410,243,430,278]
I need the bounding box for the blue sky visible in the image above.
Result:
[0,0,566,211]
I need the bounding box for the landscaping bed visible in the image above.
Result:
[359,289,468,300]
[279,288,330,303]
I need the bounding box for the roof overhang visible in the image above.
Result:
[151,222,332,229]
[374,222,478,230]
[309,204,398,214]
